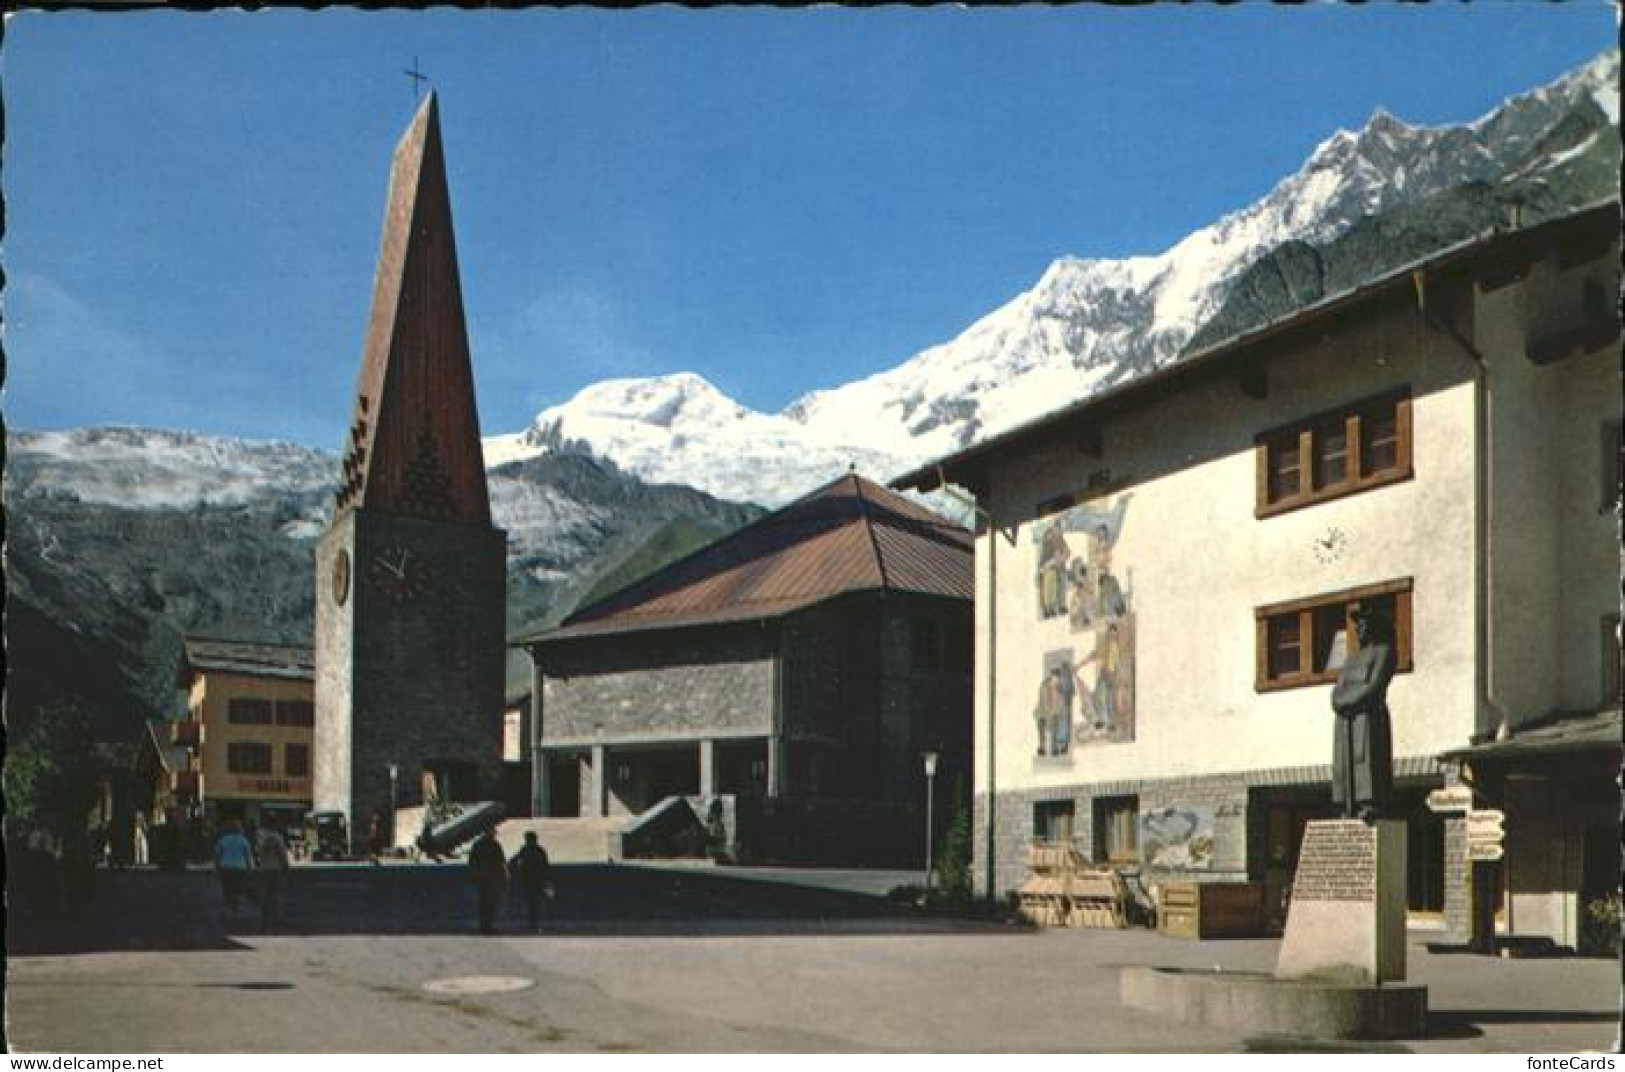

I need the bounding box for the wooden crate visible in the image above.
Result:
[1157,881,1263,939]
[1017,842,1129,929]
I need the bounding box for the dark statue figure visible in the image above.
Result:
[1330,603,1396,821]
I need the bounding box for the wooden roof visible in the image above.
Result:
[530,474,972,643]
[1439,707,1622,763]
[137,718,191,776]
[179,637,315,683]
[334,92,492,524]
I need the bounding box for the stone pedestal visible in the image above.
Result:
[1276,819,1407,984]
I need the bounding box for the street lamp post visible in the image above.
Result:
[923,751,939,892]
[387,763,399,851]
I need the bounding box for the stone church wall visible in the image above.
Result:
[541,625,776,745]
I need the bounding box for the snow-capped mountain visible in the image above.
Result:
[487,373,903,509]
[503,50,1619,505]
[7,427,337,510]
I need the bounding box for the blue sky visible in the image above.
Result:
[4,6,1616,449]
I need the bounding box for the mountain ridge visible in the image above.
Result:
[503,50,1619,505]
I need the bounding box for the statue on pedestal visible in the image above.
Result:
[1330,603,1396,821]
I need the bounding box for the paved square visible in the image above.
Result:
[7,866,1618,1053]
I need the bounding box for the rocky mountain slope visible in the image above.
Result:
[4,427,761,739]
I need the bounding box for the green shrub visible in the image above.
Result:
[4,700,99,841]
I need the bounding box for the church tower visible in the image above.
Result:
[313,94,507,847]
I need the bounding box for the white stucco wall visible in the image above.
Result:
[976,299,1482,798]
[1473,239,1622,947]
[1476,247,1622,725]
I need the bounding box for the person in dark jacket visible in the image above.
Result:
[509,832,553,932]
[1330,603,1397,822]
[467,830,508,934]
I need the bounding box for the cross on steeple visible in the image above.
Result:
[405,57,429,101]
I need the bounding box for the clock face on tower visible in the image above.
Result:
[369,545,428,601]
[333,549,351,606]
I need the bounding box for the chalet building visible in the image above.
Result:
[893,202,1621,948]
[521,473,974,865]
[165,638,317,834]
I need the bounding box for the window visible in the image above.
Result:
[226,742,273,775]
[1255,578,1414,691]
[226,698,273,725]
[1256,390,1412,516]
[1093,796,1139,865]
[275,700,314,727]
[1033,800,1075,845]
[284,743,310,778]
[1267,434,1302,502]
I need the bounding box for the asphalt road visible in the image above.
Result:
[6,866,1619,1053]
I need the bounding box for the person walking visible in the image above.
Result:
[367,812,388,864]
[509,831,553,932]
[213,820,255,919]
[467,830,508,934]
[256,826,292,932]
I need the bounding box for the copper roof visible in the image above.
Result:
[334,92,492,523]
[180,637,315,682]
[530,474,971,643]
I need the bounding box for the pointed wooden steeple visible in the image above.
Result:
[336,92,491,524]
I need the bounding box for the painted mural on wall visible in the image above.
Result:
[1031,493,1135,755]
[1140,803,1216,870]
[1034,649,1075,757]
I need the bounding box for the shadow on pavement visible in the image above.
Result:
[1431,1009,1620,1027]
[7,864,1020,954]
[1244,1034,1413,1054]
[7,869,252,956]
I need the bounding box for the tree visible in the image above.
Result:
[932,777,974,909]
[5,699,100,841]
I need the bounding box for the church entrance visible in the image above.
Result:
[546,753,583,818]
[608,745,699,815]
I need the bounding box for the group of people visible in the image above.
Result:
[212,820,554,935]
[467,829,553,934]
[211,820,292,931]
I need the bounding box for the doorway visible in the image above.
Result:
[547,754,583,818]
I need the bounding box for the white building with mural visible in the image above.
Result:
[893,202,1620,948]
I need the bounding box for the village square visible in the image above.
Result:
[5,10,1620,1057]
